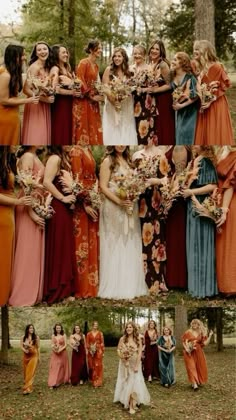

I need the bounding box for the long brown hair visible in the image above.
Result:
[102,146,132,172]
[46,146,71,171]
[123,321,140,347]
[110,47,131,79]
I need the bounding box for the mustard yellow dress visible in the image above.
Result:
[0,67,20,145]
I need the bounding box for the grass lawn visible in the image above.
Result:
[0,346,235,420]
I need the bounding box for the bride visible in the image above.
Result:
[98,146,147,299]
[102,48,137,145]
[114,321,150,414]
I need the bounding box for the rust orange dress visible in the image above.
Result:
[0,67,20,145]
[72,58,103,145]
[71,146,99,298]
[22,339,39,393]
[0,172,15,306]
[216,151,236,294]
[86,330,104,387]
[182,330,208,385]
[194,63,234,145]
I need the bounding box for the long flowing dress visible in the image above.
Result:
[195,63,234,145]
[114,339,150,408]
[98,164,147,299]
[86,331,104,387]
[157,335,176,386]
[0,172,15,306]
[22,341,39,393]
[72,58,103,145]
[171,73,199,145]
[143,330,159,380]
[9,156,45,306]
[51,93,73,145]
[71,146,99,298]
[70,335,88,385]
[216,151,236,294]
[22,103,51,145]
[103,95,137,145]
[182,330,208,385]
[133,91,158,145]
[43,175,76,303]
[48,336,70,387]
[186,157,218,298]
[0,67,20,145]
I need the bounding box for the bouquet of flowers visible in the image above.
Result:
[84,181,101,211]
[52,343,60,353]
[59,170,84,209]
[89,343,97,357]
[27,73,54,96]
[191,188,223,224]
[114,170,145,215]
[118,342,136,367]
[94,76,133,112]
[31,190,55,220]
[135,154,164,179]
[127,68,156,91]
[73,337,81,352]
[175,159,200,190]
[184,339,197,354]
[164,338,173,350]
[198,81,219,111]
[16,169,43,195]
[172,79,191,104]
[23,342,31,352]
[158,176,180,218]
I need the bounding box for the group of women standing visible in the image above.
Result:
[0,39,234,146]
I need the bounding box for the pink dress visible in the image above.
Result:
[48,336,70,387]
[9,155,45,306]
[22,102,51,145]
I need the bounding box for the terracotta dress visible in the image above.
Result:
[72,58,103,145]
[22,340,39,393]
[43,175,77,303]
[195,63,234,145]
[0,67,20,145]
[71,146,99,298]
[143,330,159,380]
[9,156,45,306]
[216,152,236,294]
[0,172,15,306]
[48,336,70,387]
[70,335,88,385]
[86,331,104,387]
[182,330,208,385]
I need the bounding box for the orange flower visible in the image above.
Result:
[152,244,166,262]
[88,269,99,286]
[138,120,149,139]
[139,198,148,218]
[142,222,154,246]
[134,102,142,117]
[159,157,170,176]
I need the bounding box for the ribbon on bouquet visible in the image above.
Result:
[124,207,135,236]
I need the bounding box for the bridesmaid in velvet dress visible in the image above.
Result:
[43,146,77,304]
[143,320,159,382]
[69,324,88,386]
[70,146,99,298]
[9,146,45,306]
[48,323,70,389]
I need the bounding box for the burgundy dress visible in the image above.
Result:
[143,330,159,380]
[155,85,175,145]
[43,176,76,303]
[51,95,73,145]
[70,336,88,385]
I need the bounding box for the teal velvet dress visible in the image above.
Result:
[171,73,199,145]
[186,157,218,298]
[157,335,176,386]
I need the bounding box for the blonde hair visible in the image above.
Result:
[194,40,217,72]
[190,319,207,336]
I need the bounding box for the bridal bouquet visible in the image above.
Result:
[31,190,55,220]
[191,188,223,223]
[118,342,136,366]
[184,339,197,354]
[94,77,133,112]
[114,171,145,215]
[16,169,43,196]
[89,343,97,357]
[27,73,54,96]
[198,81,219,111]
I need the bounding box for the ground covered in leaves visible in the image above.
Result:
[0,345,235,420]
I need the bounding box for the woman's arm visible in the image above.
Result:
[58,335,67,352]
[134,338,142,372]
[0,72,39,106]
[0,192,32,207]
[182,183,216,198]
[203,331,214,346]
[99,158,123,206]
[217,187,234,227]
[20,336,28,353]
[43,155,75,204]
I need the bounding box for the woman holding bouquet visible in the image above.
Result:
[102,47,137,145]
[193,40,234,145]
[143,320,159,382]
[171,52,199,145]
[182,319,213,390]
[69,324,88,386]
[22,41,54,145]
[48,323,70,389]
[98,146,147,299]
[114,321,150,415]
[0,147,32,306]
[70,145,99,298]
[157,327,176,387]
[86,321,104,387]
[182,146,218,298]
[9,146,45,306]
[21,324,40,394]
[72,40,103,145]
[43,146,77,304]
[0,44,39,144]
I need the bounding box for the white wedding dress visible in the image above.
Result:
[102,96,137,145]
[98,166,147,300]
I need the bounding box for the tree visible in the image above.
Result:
[194,0,215,46]
[174,306,187,352]
[0,306,9,364]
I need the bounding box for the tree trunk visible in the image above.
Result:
[131,0,137,45]
[68,0,76,71]
[59,0,64,42]
[194,0,215,46]
[0,306,9,364]
[175,306,188,353]
[216,307,223,352]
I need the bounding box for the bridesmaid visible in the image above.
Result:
[22,41,54,145]
[193,40,234,145]
[182,319,213,390]
[48,323,70,389]
[0,45,39,144]
[21,324,40,395]
[69,324,88,386]
[157,326,176,388]
[0,147,31,306]
[70,145,99,298]
[216,147,236,295]
[9,146,45,306]
[143,320,159,382]
[148,40,175,145]
[86,321,104,387]
[170,52,199,145]
[72,40,103,145]
[182,146,218,298]
[43,146,77,304]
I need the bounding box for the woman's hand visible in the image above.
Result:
[61,194,76,204]
[91,94,104,102]
[29,209,45,229]
[84,205,98,222]
[181,188,193,199]
[16,196,32,206]
[27,95,40,104]
[172,102,184,111]
[40,95,55,104]
[216,208,228,228]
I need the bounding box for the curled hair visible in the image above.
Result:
[110,47,131,79]
[72,324,84,343]
[53,323,64,336]
[23,324,37,346]
[84,40,101,54]
[102,146,132,172]
[193,145,217,166]
[123,321,140,347]
[0,146,16,189]
[148,320,158,333]
[175,52,193,73]
[51,44,71,76]
[162,326,172,336]
[190,319,207,336]
[29,41,52,70]
[46,146,71,171]
[133,44,147,57]
[148,39,170,67]
[4,44,24,96]
[194,40,217,72]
